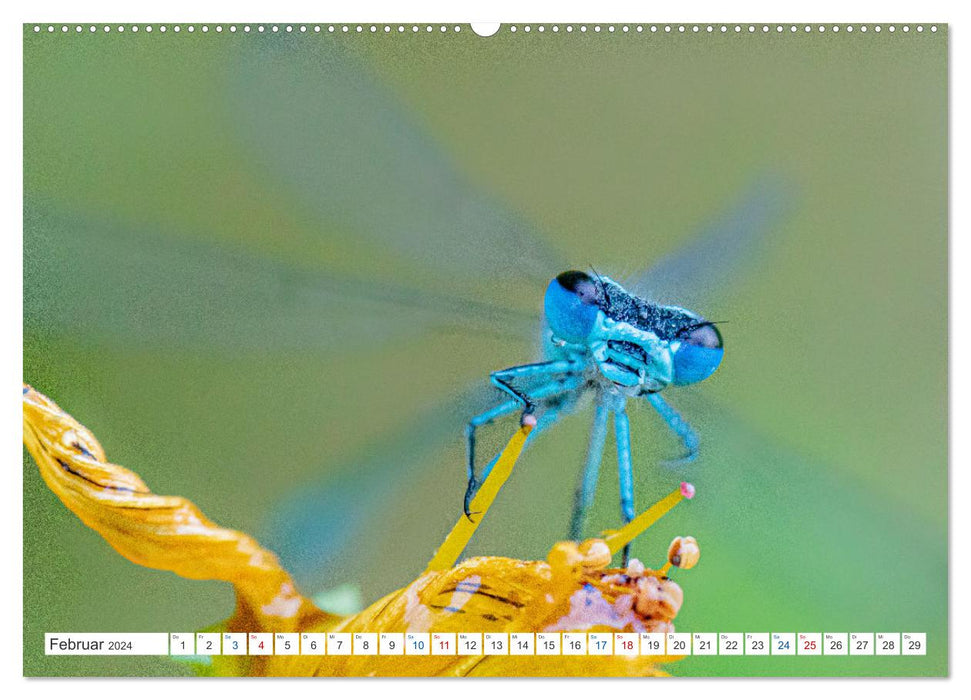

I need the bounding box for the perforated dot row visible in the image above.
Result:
[507,24,938,34]
[29,24,468,34]
[29,23,941,35]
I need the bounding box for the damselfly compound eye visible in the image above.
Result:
[672,322,724,385]
[544,271,604,343]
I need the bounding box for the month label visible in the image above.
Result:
[45,633,169,656]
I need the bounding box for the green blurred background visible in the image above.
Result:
[23,24,946,676]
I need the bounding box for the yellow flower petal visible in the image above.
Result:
[22,385,335,638]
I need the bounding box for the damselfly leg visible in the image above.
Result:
[489,359,579,417]
[568,401,609,542]
[465,363,583,519]
[645,392,700,467]
[464,399,519,518]
[614,403,635,567]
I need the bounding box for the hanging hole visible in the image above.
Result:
[471,23,500,37]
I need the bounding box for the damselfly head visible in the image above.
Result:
[546,270,725,386]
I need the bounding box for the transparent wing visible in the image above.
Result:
[625,175,793,313]
[26,38,572,355]
[259,386,487,596]
[24,206,538,352]
[225,38,566,299]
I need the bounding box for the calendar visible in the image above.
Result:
[44,632,927,657]
[21,11,948,681]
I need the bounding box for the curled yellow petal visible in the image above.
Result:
[21,384,335,636]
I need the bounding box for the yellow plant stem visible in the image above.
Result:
[424,423,533,573]
[603,487,685,555]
